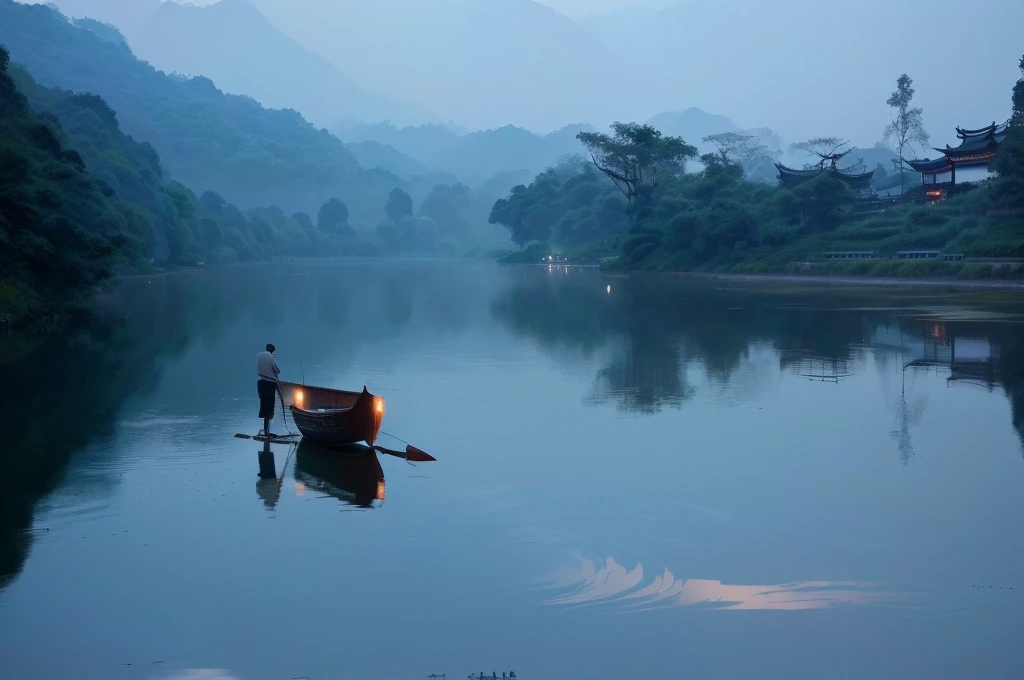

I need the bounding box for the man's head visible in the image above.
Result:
[266,343,276,354]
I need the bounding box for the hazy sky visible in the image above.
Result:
[536,0,676,19]
[158,0,676,20]
[49,0,1024,147]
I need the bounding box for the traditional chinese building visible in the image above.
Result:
[775,164,875,192]
[908,121,1008,199]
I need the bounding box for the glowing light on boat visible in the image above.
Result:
[376,481,386,501]
[375,397,385,415]
[293,389,304,408]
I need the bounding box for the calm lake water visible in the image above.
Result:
[2,261,1024,680]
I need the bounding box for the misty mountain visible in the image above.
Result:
[0,0,420,226]
[578,5,660,46]
[43,0,160,35]
[647,108,743,145]
[45,0,433,128]
[337,122,595,184]
[344,141,435,180]
[8,62,383,268]
[647,107,785,165]
[250,0,643,133]
[52,0,1024,146]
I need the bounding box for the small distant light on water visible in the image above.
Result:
[606,285,612,294]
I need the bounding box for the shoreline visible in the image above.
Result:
[679,272,1024,290]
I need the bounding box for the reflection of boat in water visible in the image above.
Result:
[294,440,385,508]
[279,382,385,447]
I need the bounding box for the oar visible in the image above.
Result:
[235,434,436,462]
[374,445,437,462]
[233,433,300,442]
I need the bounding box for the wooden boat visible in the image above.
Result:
[278,381,384,448]
[294,440,385,508]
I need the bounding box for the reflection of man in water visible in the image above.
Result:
[256,343,281,436]
[256,440,281,510]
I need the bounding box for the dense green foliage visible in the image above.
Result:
[0,45,146,326]
[490,160,629,253]
[0,0,423,227]
[385,188,414,223]
[577,122,697,210]
[994,56,1024,208]
[492,69,1024,275]
[0,46,390,327]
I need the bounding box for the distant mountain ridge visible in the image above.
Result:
[45,0,434,127]
[250,0,642,132]
[0,0,412,225]
[336,121,595,184]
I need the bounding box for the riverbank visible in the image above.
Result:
[681,271,1024,290]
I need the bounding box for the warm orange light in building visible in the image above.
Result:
[293,389,304,409]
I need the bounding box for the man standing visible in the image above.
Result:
[256,343,281,436]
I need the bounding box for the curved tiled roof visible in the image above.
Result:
[907,157,952,173]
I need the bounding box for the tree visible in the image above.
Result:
[884,74,930,195]
[577,122,697,206]
[292,212,314,230]
[791,137,851,170]
[489,185,531,248]
[792,173,857,232]
[385,187,413,223]
[421,183,472,239]
[317,198,349,233]
[702,132,778,181]
[995,55,1024,204]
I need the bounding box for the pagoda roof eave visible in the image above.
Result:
[908,157,951,173]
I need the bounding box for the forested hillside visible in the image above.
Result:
[0,0,410,225]
[0,45,144,326]
[490,65,1024,277]
[0,45,399,327]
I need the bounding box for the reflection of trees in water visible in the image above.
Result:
[890,369,928,465]
[490,270,612,356]
[0,275,206,592]
[992,324,1024,460]
[588,336,695,413]
[384,273,414,330]
[490,272,1024,460]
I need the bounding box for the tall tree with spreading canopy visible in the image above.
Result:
[489,185,535,249]
[317,198,350,233]
[577,122,696,206]
[384,187,413,223]
[792,137,851,170]
[884,74,930,195]
[702,132,778,181]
